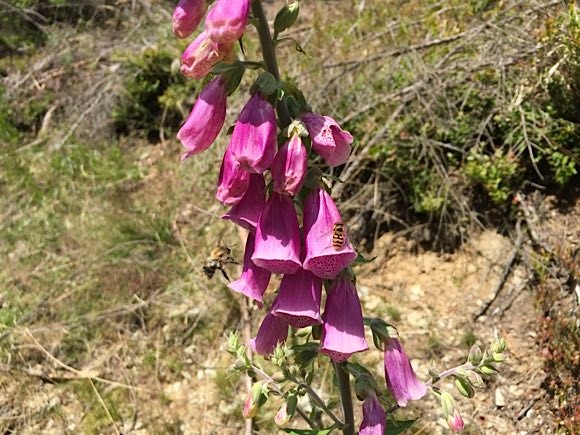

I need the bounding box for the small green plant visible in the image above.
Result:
[464,149,519,204]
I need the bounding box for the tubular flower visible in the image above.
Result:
[177,77,227,159]
[216,147,250,206]
[320,276,368,362]
[301,112,353,167]
[205,0,250,43]
[172,0,207,39]
[384,338,427,407]
[251,192,302,274]
[229,93,277,174]
[249,312,289,356]
[271,268,323,328]
[271,134,308,196]
[180,31,234,79]
[228,232,271,304]
[359,391,387,435]
[222,173,265,231]
[303,187,357,279]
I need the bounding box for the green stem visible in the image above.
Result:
[333,362,355,435]
[251,0,292,128]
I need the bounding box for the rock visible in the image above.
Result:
[495,388,506,407]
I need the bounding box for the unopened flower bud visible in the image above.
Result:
[468,345,483,365]
[454,376,475,398]
[491,337,507,353]
[447,409,465,432]
[478,364,498,375]
[439,391,455,416]
[274,402,289,426]
[274,2,300,37]
[243,383,266,419]
[492,352,507,363]
[466,370,484,388]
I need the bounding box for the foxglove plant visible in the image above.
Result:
[173,1,507,433]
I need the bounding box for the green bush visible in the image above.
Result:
[112,47,201,139]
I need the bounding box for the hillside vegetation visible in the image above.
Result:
[0,0,578,433]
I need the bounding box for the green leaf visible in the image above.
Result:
[386,417,417,435]
[251,71,279,97]
[281,429,333,435]
[353,251,377,265]
[293,342,319,368]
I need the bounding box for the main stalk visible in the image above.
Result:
[250,0,292,128]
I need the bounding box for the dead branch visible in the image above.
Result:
[474,220,525,320]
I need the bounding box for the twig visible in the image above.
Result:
[52,82,110,150]
[23,329,144,391]
[473,220,524,320]
[516,395,542,420]
[88,379,122,435]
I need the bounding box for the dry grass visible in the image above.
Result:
[0,0,578,433]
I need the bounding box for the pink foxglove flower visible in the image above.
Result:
[228,232,271,304]
[360,392,387,435]
[249,312,289,356]
[172,0,207,39]
[303,187,357,279]
[320,276,368,362]
[301,113,353,167]
[271,268,322,328]
[216,147,250,205]
[222,173,265,231]
[205,0,250,43]
[229,94,277,174]
[384,338,427,407]
[177,77,227,159]
[271,134,308,196]
[447,409,465,433]
[180,31,234,79]
[252,192,301,274]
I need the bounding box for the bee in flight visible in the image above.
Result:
[332,222,346,250]
[202,245,238,281]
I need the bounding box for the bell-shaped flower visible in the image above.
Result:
[384,338,427,407]
[271,134,308,196]
[228,232,271,304]
[229,94,277,174]
[303,187,357,279]
[177,77,227,159]
[271,268,322,328]
[252,192,302,274]
[222,173,265,231]
[180,31,234,79]
[205,0,250,43]
[172,0,207,39]
[359,391,387,435]
[216,147,250,205]
[249,312,289,356]
[301,113,353,167]
[320,276,368,362]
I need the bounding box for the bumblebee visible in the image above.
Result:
[202,245,238,281]
[332,222,346,250]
